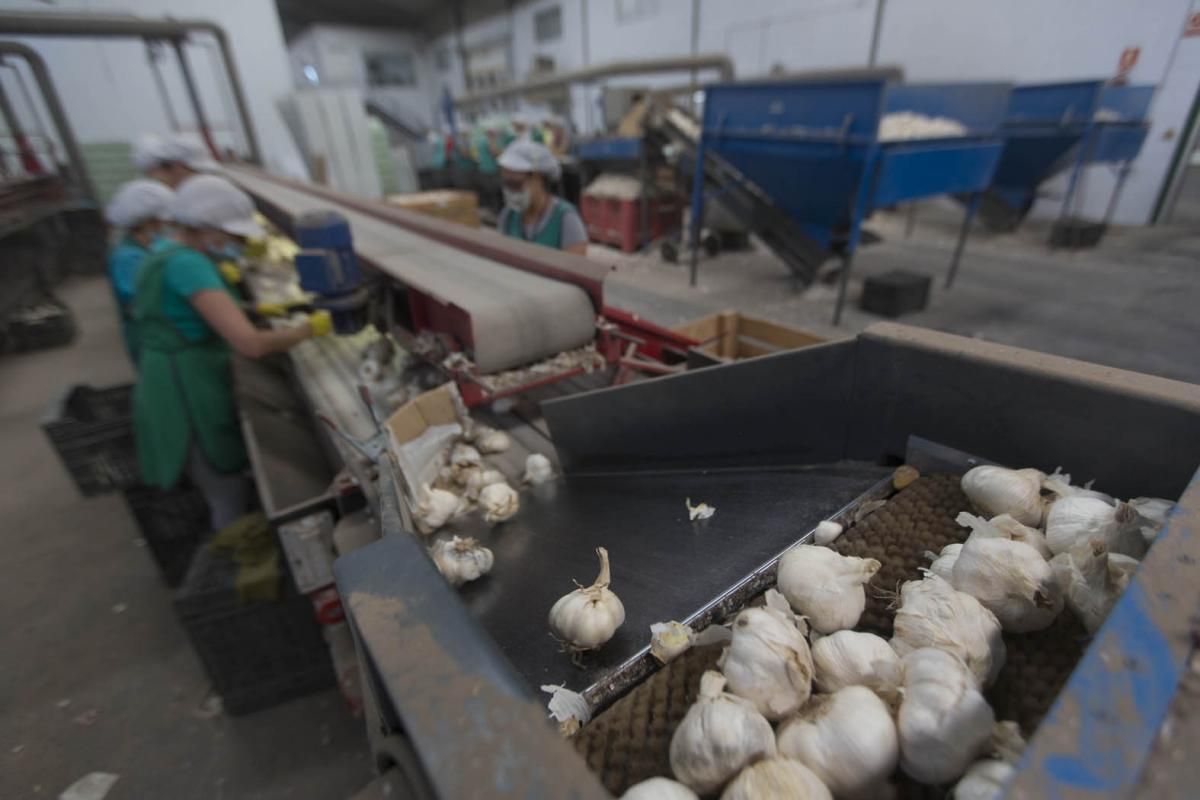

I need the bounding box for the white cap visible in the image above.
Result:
[131,133,221,174]
[498,139,561,181]
[105,179,174,228]
[169,174,264,238]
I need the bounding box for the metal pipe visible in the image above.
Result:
[171,39,218,160]
[0,41,95,204]
[945,192,980,289]
[0,72,41,173]
[146,41,179,131]
[0,11,261,163]
[868,0,887,67]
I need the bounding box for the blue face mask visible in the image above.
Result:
[212,242,244,262]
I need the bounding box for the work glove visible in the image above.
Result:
[308,310,333,337]
[217,260,242,286]
[255,298,313,318]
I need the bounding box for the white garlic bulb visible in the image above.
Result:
[927,542,963,581]
[718,758,831,800]
[898,648,995,785]
[523,453,554,485]
[1049,538,1135,634]
[464,468,507,501]
[450,443,483,484]
[811,630,901,696]
[1128,497,1174,545]
[777,686,899,798]
[777,545,881,634]
[415,483,465,534]
[891,575,1005,687]
[479,482,520,524]
[430,536,494,586]
[549,547,625,651]
[475,427,511,454]
[1042,469,1115,505]
[669,671,776,795]
[953,759,1015,800]
[972,513,1053,560]
[813,520,843,545]
[621,777,698,800]
[952,513,1063,633]
[1045,496,1146,559]
[961,465,1045,527]
[718,590,814,720]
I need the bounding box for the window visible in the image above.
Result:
[534,6,562,42]
[616,0,659,25]
[364,52,416,87]
[434,46,450,72]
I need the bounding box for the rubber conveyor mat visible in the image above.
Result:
[223,166,596,373]
[573,474,1089,796]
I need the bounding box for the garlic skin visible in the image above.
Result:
[976,513,1053,560]
[1042,469,1115,505]
[953,759,1015,800]
[777,545,881,634]
[1049,538,1134,634]
[813,520,843,545]
[450,443,483,484]
[415,483,465,534]
[1129,497,1174,545]
[549,547,625,651]
[961,466,1045,527]
[777,686,898,798]
[811,630,901,696]
[465,468,507,501]
[898,648,996,785]
[475,427,511,454]
[621,777,698,800]
[1045,496,1146,559]
[430,536,494,585]
[953,514,1064,633]
[718,758,831,800]
[928,543,963,581]
[685,497,716,521]
[523,453,554,485]
[718,590,814,720]
[479,482,520,524]
[651,621,694,663]
[669,671,777,795]
[891,575,1005,687]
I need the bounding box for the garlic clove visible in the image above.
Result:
[927,542,963,582]
[718,757,832,800]
[813,520,843,545]
[523,453,555,485]
[621,777,699,800]
[479,482,520,524]
[952,759,1015,800]
[893,464,920,490]
[777,545,881,634]
[549,547,625,651]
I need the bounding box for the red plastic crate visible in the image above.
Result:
[581,194,682,252]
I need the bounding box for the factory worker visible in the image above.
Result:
[132,133,220,189]
[497,140,588,255]
[105,179,174,362]
[131,175,331,531]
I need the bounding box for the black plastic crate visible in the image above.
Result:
[175,547,335,715]
[1050,217,1107,249]
[123,483,211,587]
[5,298,76,353]
[860,269,932,318]
[41,383,139,496]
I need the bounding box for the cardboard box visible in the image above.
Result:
[384,384,467,508]
[387,189,480,228]
[674,310,824,364]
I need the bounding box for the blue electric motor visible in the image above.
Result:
[293,210,369,334]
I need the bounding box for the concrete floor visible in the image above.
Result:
[0,279,371,800]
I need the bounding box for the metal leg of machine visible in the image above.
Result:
[945,192,980,289]
[688,137,707,287]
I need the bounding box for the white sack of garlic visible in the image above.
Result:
[718,589,814,720]
[450,443,483,484]
[952,759,1015,800]
[430,536,494,585]
[1049,538,1137,634]
[898,647,995,785]
[1044,496,1146,559]
[523,453,555,485]
[415,483,466,533]
[669,671,777,795]
[621,777,699,800]
[777,545,881,634]
[465,468,507,501]
[549,547,625,651]
[719,757,832,800]
[813,520,843,545]
[927,543,963,581]
[891,574,1005,687]
[474,426,511,454]
[811,629,901,696]
[952,513,1063,633]
[961,465,1046,527]
[777,686,898,798]
[479,482,520,524]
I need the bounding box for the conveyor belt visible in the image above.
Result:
[225,166,596,373]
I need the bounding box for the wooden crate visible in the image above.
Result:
[673,310,824,363]
[387,189,480,228]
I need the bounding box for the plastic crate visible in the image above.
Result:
[860,270,932,318]
[175,547,335,715]
[123,483,210,587]
[5,298,76,353]
[581,194,683,252]
[41,383,139,496]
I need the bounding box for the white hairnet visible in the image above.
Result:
[105,179,174,229]
[169,175,264,238]
[131,133,220,174]
[498,140,561,181]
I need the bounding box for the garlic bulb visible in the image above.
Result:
[549,547,625,651]
[777,686,898,798]
[479,482,520,524]
[465,468,507,501]
[1042,469,1114,505]
[891,575,1005,687]
[450,443,483,484]
[475,427,511,454]
[898,648,995,785]
[621,777,699,800]
[961,465,1045,527]
[651,621,693,663]
[1049,538,1134,634]
[952,514,1063,633]
[811,630,901,696]
[523,453,554,485]
[927,542,963,581]
[777,545,881,634]
[415,483,465,534]
[719,758,831,800]
[970,513,1053,560]
[813,520,843,545]
[952,759,1015,800]
[718,590,814,719]
[430,536,494,585]
[669,671,777,795]
[1045,496,1146,559]
[1129,497,1174,545]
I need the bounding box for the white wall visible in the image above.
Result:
[0,0,307,180]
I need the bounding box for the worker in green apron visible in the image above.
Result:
[497,140,588,255]
[132,175,332,530]
[131,132,219,189]
[105,179,174,363]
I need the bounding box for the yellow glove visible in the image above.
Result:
[308,310,333,337]
[217,260,242,286]
[244,238,268,259]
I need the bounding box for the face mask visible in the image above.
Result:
[207,240,243,262]
[503,186,531,212]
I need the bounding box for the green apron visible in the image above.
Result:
[132,246,247,489]
[503,197,572,248]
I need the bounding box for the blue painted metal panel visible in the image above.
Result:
[576,136,642,161]
[885,83,1012,133]
[873,141,1004,207]
[703,79,888,140]
[991,132,1082,188]
[1086,125,1150,164]
[1005,80,1104,126]
[1098,85,1155,122]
